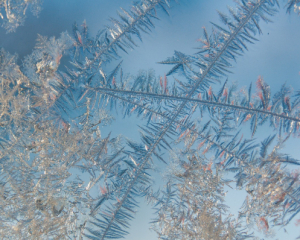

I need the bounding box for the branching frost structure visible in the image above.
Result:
[0,0,43,32]
[151,153,253,239]
[80,0,297,239]
[1,0,300,239]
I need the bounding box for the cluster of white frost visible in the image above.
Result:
[0,0,43,32]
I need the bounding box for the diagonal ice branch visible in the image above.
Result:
[95,1,278,239]
[88,86,300,124]
[78,0,175,75]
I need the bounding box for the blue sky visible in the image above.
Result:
[1,0,300,239]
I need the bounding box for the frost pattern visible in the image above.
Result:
[1,0,300,239]
[0,0,43,32]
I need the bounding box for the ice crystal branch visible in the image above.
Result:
[237,138,300,234]
[85,72,300,138]
[0,0,43,33]
[69,0,177,85]
[83,1,283,239]
[286,0,300,13]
